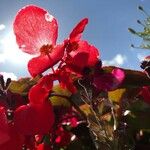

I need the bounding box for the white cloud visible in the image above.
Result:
[0,24,5,31]
[0,54,6,63]
[0,72,17,81]
[0,30,32,64]
[103,54,127,66]
[137,53,146,61]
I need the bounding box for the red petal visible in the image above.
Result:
[28,44,64,77]
[29,75,53,104]
[0,119,24,150]
[0,107,9,145]
[13,5,58,54]
[58,71,77,93]
[67,41,99,71]
[69,18,88,42]
[0,126,24,150]
[37,143,52,150]
[87,44,100,67]
[14,103,54,135]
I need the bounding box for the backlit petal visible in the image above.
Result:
[69,18,88,42]
[29,75,53,104]
[67,41,99,72]
[13,5,58,54]
[28,44,64,77]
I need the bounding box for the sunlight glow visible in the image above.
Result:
[0,30,32,65]
[0,24,5,30]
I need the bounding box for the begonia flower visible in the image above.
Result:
[55,126,71,147]
[56,69,77,93]
[13,5,64,77]
[0,107,24,150]
[14,102,54,135]
[14,77,55,135]
[29,75,54,104]
[65,18,99,73]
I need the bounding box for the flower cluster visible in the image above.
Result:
[1,4,150,150]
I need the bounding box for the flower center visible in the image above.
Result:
[40,44,53,55]
[67,42,79,53]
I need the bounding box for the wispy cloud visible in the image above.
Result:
[103,54,127,66]
[0,72,17,81]
[0,24,5,31]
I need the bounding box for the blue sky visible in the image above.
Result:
[0,0,150,79]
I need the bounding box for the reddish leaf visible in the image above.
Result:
[93,68,125,91]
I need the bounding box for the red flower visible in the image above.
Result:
[13,5,64,77]
[36,143,52,150]
[0,107,24,150]
[93,68,125,91]
[65,18,99,73]
[14,76,55,135]
[56,69,77,93]
[14,102,54,135]
[66,40,99,73]
[69,18,88,42]
[29,75,54,104]
[55,126,71,147]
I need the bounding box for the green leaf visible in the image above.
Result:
[108,89,126,103]
[126,101,150,129]
[9,76,39,95]
[50,84,71,107]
